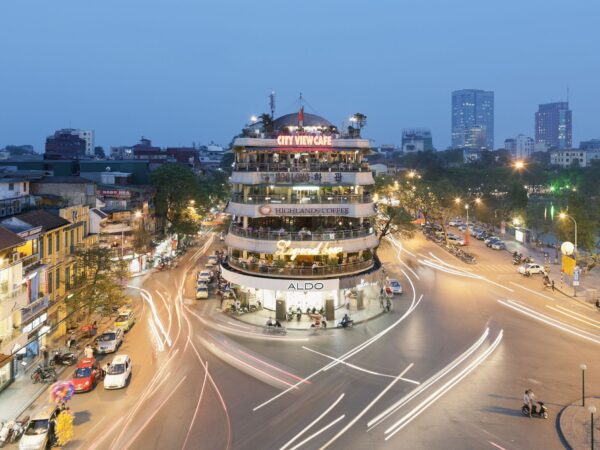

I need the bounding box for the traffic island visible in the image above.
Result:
[558,396,599,449]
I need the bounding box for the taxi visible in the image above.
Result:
[72,357,102,393]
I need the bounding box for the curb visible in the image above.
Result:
[556,402,574,450]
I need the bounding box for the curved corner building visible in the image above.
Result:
[221,110,382,319]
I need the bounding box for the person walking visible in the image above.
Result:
[84,344,94,359]
[40,345,49,367]
[551,280,555,292]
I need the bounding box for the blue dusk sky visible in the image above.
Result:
[0,0,598,151]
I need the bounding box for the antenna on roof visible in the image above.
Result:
[269,91,276,118]
[566,85,570,104]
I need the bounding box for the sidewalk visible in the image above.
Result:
[0,316,113,420]
[558,396,600,450]
[224,296,389,330]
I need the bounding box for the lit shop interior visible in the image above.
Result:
[233,149,369,171]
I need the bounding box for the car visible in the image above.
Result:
[475,231,488,240]
[490,241,506,250]
[208,254,219,265]
[114,310,136,332]
[470,227,483,237]
[388,279,403,294]
[484,236,500,245]
[448,219,464,227]
[104,354,132,389]
[518,263,545,275]
[197,270,212,283]
[196,285,209,299]
[447,235,466,246]
[19,404,60,450]
[219,232,225,241]
[95,328,124,354]
[72,357,102,393]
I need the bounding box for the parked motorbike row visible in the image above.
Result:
[30,365,57,384]
[512,252,534,265]
[0,416,29,447]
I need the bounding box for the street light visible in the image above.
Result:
[559,212,578,260]
[134,210,142,219]
[589,405,597,450]
[455,198,482,245]
[513,160,525,170]
[581,363,588,407]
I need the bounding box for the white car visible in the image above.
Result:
[208,255,219,265]
[518,263,545,275]
[490,240,506,250]
[19,405,60,450]
[448,219,464,227]
[104,354,132,389]
[196,285,209,299]
[197,270,212,283]
[388,279,403,294]
[95,328,124,354]
[447,235,466,246]
[484,236,500,245]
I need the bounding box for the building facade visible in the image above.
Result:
[401,129,433,153]
[451,89,494,150]
[535,102,572,149]
[221,111,382,319]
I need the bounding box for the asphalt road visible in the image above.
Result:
[14,229,599,450]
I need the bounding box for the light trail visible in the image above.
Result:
[554,304,600,324]
[498,300,600,344]
[128,286,172,347]
[508,281,555,300]
[280,393,345,450]
[546,305,600,329]
[302,346,419,383]
[383,330,503,439]
[236,348,309,384]
[290,415,345,450]
[156,290,173,340]
[182,361,209,450]
[147,317,165,352]
[388,235,420,280]
[319,364,414,450]
[367,327,490,430]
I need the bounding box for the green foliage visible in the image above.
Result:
[67,245,129,319]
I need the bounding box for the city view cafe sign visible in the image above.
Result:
[276,135,333,146]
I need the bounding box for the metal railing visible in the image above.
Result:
[230,193,372,204]
[227,257,374,278]
[229,224,375,241]
[21,296,50,322]
[233,162,370,172]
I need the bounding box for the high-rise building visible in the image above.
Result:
[401,129,434,152]
[580,139,600,150]
[451,89,494,150]
[535,102,572,149]
[45,129,87,160]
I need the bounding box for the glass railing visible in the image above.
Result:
[229,224,375,241]
[233,162,370,172]
[227,257,374,278]
[230,193,372,204]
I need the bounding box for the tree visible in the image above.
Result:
[66,245,129,320]
[376,204,416,242]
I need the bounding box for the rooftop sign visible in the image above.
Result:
[276,135,333,146]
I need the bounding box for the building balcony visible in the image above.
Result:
[230,193,372,205]
[21,295,50,323]
[229,224,375,241]
[233,162,370,173]
[226,200,376,219]
[0,285,28,322]
[230,170,374,186]
[226,256,374,279]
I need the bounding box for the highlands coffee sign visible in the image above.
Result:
[259,205,350,216]
[276,135,333,146]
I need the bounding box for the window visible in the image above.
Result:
[55,270,60,290]
[56,233,60,251]
[39,238,44,257]
[48,271,53,293]
[47,235,53,255]
[8,183,13,191]
[65,266,71,289]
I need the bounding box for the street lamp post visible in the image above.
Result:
[581,363,587,407]
[589,405,597,450]
[455,197,481,245]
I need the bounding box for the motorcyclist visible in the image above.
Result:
[266,317,274,327]
[341,314,351,327]
[523,389,535,417]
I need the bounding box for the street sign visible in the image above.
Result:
[562,255,576,276]
[574,266,580,281]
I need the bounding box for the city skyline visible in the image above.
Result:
[1,0,599,151]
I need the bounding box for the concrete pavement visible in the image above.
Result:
[559,396,600,450]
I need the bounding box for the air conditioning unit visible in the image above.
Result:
[11,253,18,262]
[7,207,14,215]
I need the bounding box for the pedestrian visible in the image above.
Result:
[551,280,555,292]
[48,418,56,446]
[41,345,49,367]
[84,344,94,359]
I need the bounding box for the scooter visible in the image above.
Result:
[49,349,77,366]
[0,421,11,447]
[9,417,28,444]
[30,365,57,384]
[521,402,548,419]
[337,319,354,328]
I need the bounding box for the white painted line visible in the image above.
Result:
[509,282,555,300]
[489,441,507,450]
[280,393,345,450]
[290,415,345,450]
[384,331,503,439]
[319,364,414,450]
[302,346,419,383]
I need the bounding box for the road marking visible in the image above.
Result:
[546,305,600,329]
[319,364,414,449]
[489,441,507,450]
[368,327,490,430]
[290,415,345,450]
[554,304,600,323]
[302,346,419,384]
[498,300,600,344]
[384,331,503,439]
[280,393,345,450]
[508,282,554,300]
[86,416,106,435]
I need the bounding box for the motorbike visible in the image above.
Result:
[521,401,548,419]
[49,349,77,366]
[0,421,11,447]
[337,319,354,328]
[30,365,57,384]
[286,310,295,321]
[9,417,28,444]
[385,299,391,312]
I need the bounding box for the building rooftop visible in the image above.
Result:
[0,226,25,252]
[34,176,95,184]
[14,209,70,231]
[272,112,334,131]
